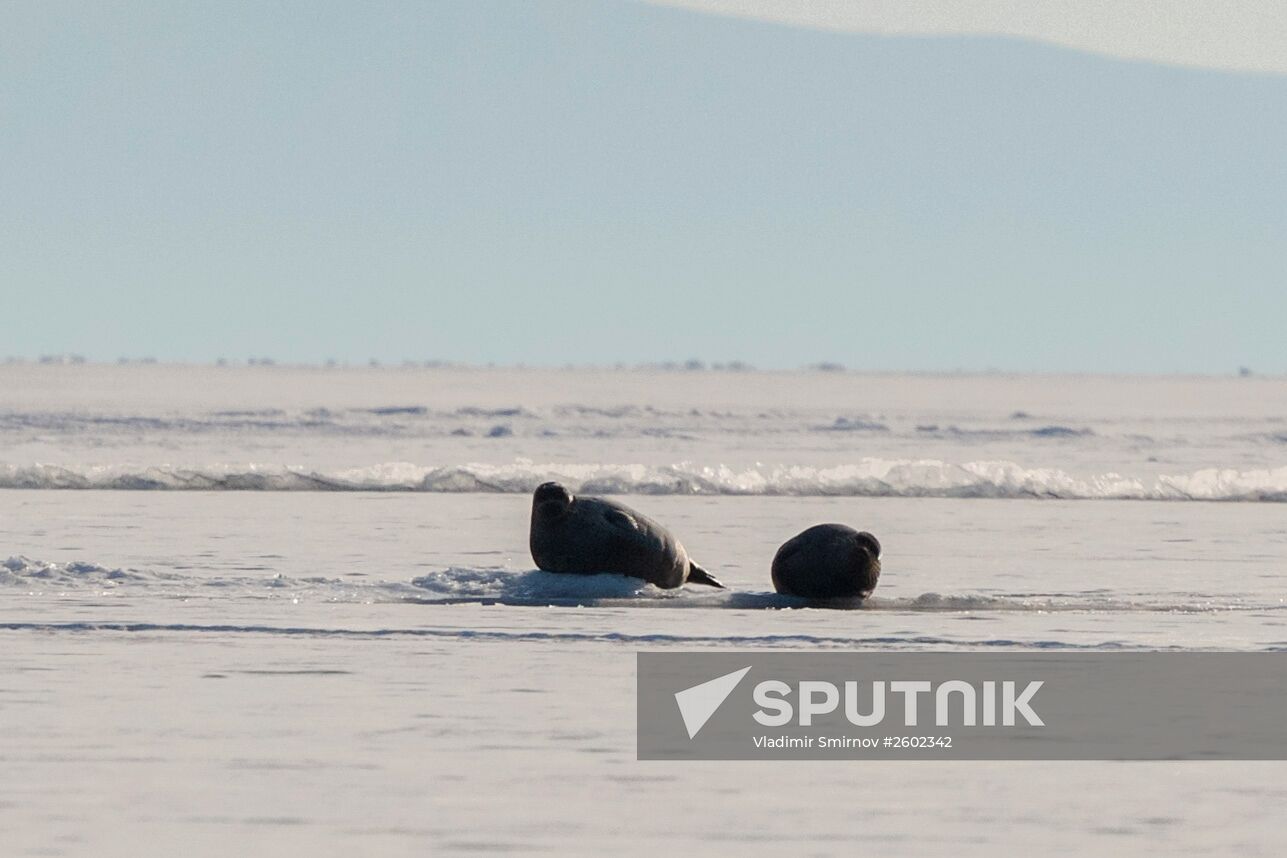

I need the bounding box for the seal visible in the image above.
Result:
[529,482,723,589]
[771,524,881,599]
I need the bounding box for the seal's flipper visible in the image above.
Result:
[686,563,725,589]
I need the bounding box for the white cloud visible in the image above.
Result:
[645,0,1287,75]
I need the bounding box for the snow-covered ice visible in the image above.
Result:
[2,365,1285,855]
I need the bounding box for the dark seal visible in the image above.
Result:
[771,524,881,599]
[529,482,723,589]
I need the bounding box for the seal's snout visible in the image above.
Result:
[856,531,881,559]
[533,482,572,505]
[532,482,573,521]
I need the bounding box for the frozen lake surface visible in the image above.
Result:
[2,365,1285,855]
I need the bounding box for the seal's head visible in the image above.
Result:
[532,481,573,520]
[853,530,881,592]
[855,531,881,559]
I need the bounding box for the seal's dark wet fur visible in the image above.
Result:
[771,523,881,599]
[529,482,723,589]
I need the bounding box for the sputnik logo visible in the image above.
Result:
[674,665,752,738]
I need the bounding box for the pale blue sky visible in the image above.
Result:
[3,0,1285,371]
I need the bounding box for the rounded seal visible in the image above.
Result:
[771,523,881,599]
[529,482,723,589]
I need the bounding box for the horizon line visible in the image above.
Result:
[1,357,1274,380]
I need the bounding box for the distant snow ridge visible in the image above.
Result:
[2,461,1286,501]
[1,555,144,586]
